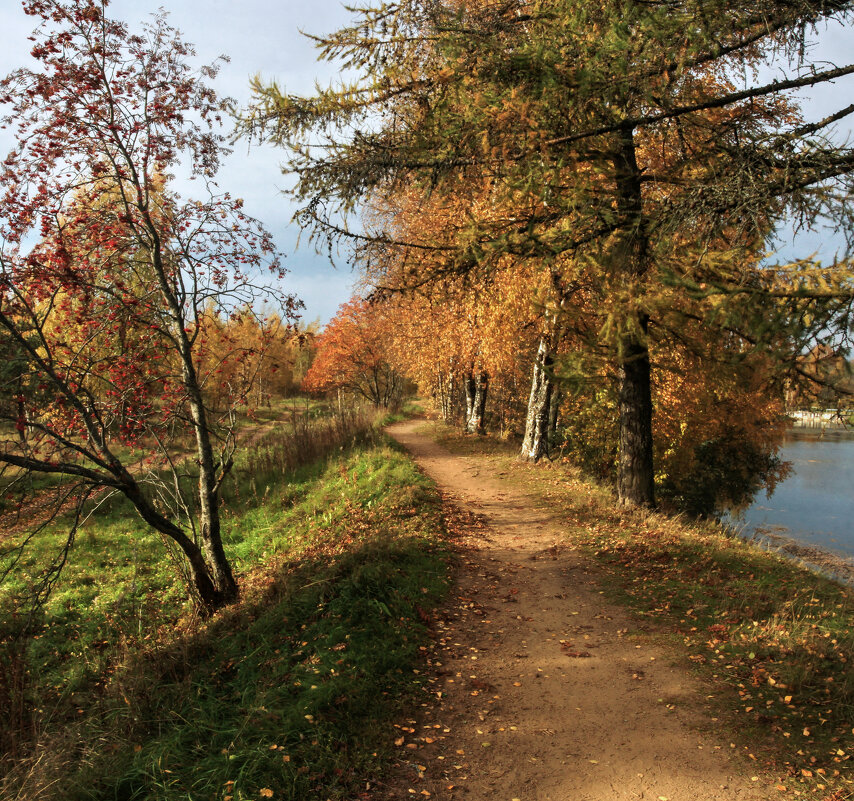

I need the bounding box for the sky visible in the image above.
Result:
[0,2,852,325]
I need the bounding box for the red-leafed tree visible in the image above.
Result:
[303,299,404,409]
[0,0,297,614]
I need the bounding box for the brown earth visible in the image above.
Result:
[375,418,774,801]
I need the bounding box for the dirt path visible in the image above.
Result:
[382,419,772,801]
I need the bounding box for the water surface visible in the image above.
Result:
[730,433,854,560]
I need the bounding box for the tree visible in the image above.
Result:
[360,179,557,440]
[785,344,854,409]
[556,322,793,516]
[244,0,854,508]
[0,0,296,614]
[652,344,791,516]
[194,305,309,411]
[303,298,405,408]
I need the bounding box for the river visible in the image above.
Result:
[728,431,854,563]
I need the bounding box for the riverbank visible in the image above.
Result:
[788,426,854,440]
[735,525,854,587]
[384,419,775,801]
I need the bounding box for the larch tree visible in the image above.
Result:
[193,304,305,411]
[0,0,297,614]
[359,185,496,431]
[244,0,854,507]
[360,178,558,443]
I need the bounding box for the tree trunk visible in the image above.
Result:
[613,127,655,508]
[547,383,562,444]
[445,370,457,423]
[520,336,554,462]
[436,371,448,421]
[149,239,239,608]
[16,394,26,444]
[465,371,488,434]
[182,346,238,606]
[123,482,226,613]
[185,537,228,613]
[476,374,488,432]
[617,329,655,507]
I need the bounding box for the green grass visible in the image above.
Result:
[427,421,854,799]
[1,430,452,800]
[237,396,331,424]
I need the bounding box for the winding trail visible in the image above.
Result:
[382,419,771,801]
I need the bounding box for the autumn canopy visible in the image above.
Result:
[248,0,854,510]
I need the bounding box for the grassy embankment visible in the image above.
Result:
[0,409,452,801]
[431,422,854,800]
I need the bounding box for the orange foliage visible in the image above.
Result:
[303,299,405,408]
[194,305,312,411]
[652,342,790,515]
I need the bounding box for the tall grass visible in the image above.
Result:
[229,405,381,494]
